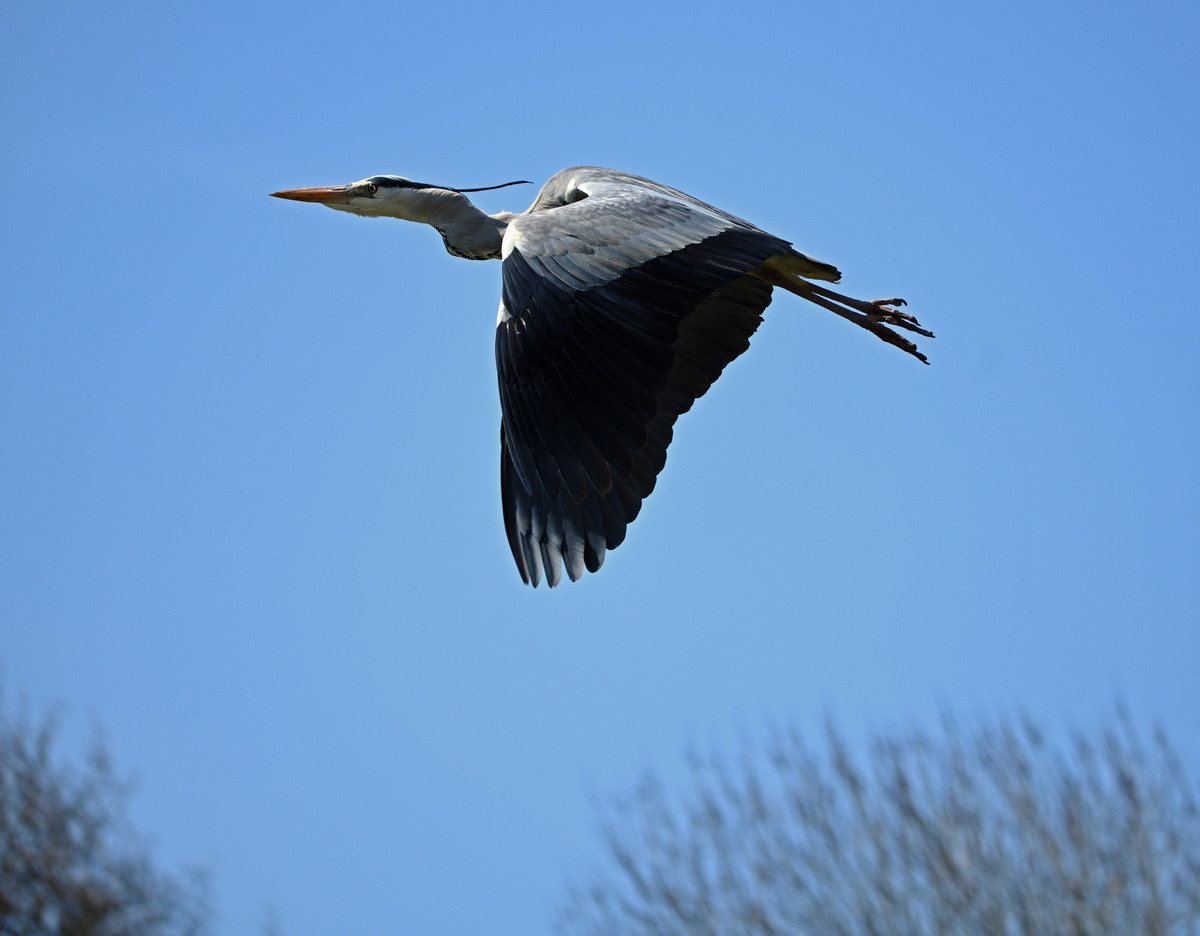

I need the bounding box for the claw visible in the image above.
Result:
[751,261,935,364]
[866,299,934,338]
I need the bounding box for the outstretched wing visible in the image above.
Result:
[495,168,819,587]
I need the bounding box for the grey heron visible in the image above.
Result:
[271,167,932,587]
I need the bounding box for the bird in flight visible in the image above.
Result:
[271,167,932,587]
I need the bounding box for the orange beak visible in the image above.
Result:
[269,185,355,204]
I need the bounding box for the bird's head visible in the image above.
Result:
[270,175,531,223]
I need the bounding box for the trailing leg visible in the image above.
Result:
[753,254,933,364]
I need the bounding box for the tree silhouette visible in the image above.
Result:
[559,709,1200,936]
[0,690,208,936]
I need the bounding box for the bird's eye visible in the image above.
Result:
[365,183,378,195]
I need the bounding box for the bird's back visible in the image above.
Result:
[497,167,818,585]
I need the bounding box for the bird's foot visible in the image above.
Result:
[750,265,935,364]
[864,298,935,338]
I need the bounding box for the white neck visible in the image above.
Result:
[375,188,514,260]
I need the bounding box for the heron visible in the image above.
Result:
[271,166,932,587]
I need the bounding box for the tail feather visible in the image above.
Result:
[766,249,841,283]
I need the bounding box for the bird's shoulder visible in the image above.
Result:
[501,167,774,291]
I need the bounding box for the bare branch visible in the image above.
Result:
[559,708,1200,936]
[0,687,210,936]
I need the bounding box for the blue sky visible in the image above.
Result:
[3,0,1198,933]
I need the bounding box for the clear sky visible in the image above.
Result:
[2,0,1198,933]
